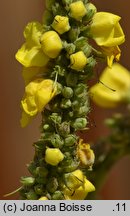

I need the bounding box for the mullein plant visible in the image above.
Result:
[13,0,125,200]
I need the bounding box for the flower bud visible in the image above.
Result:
[83,3,97,21]
[26,190,38,200]
[63,41,76,55]
[49,113,62,124]
[45,148,64,166]
[62,87,73,98]
[87,3,97,14]
[70,51,88,71]
[68,27,80,42]
[64,134,77,146]
[52,15,70,34]
[51,190,64,200]
[20,176,35,186]
[61,159,79,173]
[46,0,55,11]
[58,122,70,137]
[27,162,36,175]
[68,111,74,117]
[72,100,80,111]
[46,177,58,193]
[66,73,78,87]
[35,167,48,177]
[71,118,87,130]
[69,1,87,21]
[43,124,50,131]
[60,98,72,109]
[41,31,62,58]
[75,104,89,117]
[39,196,48,200]
[36,177,47,184]
[51,134,64,148]
[34,185,43,195]
[74,83,86,95]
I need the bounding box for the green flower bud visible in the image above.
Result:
[62,160,79,173]
[46,0,55,11]
[46,177,59,193]
[83,3,97,21]
[50,100,61,112]
[66,73,78,87]
[36,167,48,177]
[60,98,72,109]
[75,106,89,117]
[36,177,47,184]
[49,113,62,124]
[20,176,35,187]
[43,124,50,131]
[68,27,80,42]
[72,100,80,111]
[58,122,70,137]
[42,10,53,25]
[62,87,73,98]
[62,0,73,5]
[63,41,76,55]
[68,111,74,117]
[74,37,92,57]
[34,185,43,195]
[71,118,87,130]
[26,190,38,200]
[34,140,45,151]
[74,83,86,95]
[27,162,36,175]
[51,134,64,148]
[65,134,77,146]
[51,190,64,200]
[56,82,63,94]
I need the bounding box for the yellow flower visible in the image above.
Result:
[86,3,97,14]
[40,31,62,58]
[52,15,70,34]
[77,139,95,167]
[15,22,49,67]
[39,196,48,200]
[63,176,95,200]
[20,79,57,127]
[101,46,121,68]
[90,12,125,47]
[70,1,87,21]
[70,51,88,71]
[45,148,64,166]
[90,63,130,108]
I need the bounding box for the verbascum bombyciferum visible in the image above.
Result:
[15,0,125,200]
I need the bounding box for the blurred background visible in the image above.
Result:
[0,0,130,199]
